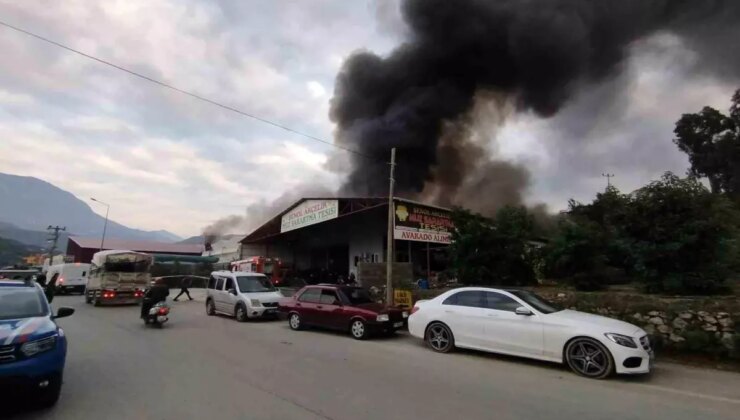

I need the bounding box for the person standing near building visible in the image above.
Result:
[173,276,193,301]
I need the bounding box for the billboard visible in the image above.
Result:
[280,199,339,233]
[393,201,453,244]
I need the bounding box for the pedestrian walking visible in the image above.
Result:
[173,276,193,301]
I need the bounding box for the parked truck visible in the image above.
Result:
[85,250,152,306]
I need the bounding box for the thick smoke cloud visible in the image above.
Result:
[202,184,333,243]
[330,0,740,214]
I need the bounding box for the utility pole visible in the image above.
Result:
[386,148,396,306]
[90,198,110,252]
[46,225,66,265]
[602,173,615,188]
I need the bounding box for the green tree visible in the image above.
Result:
[543,186,633,290]
[625,173,740,294]
[673,89,740,194]
[542,218,609,290]
[450,206,537,287]
[568,186,633,271]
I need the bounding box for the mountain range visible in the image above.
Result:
[0,173,181,248]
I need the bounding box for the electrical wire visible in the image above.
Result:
[0,19,382,162]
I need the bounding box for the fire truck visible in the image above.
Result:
[230,256,284,286]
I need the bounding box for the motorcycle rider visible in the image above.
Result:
[141,278,170,319]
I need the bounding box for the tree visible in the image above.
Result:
[450,206,537,287]
[673,89,740,194]
[542,186,633,290]
[542,218,610,290]
[625,173,740,294]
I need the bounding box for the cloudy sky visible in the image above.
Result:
[0,1,736,238]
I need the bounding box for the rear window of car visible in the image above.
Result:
[442,291,484,308]
[340,287,374,305]
[298,288,321,303]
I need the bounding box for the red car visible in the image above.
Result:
[279,284,409,340]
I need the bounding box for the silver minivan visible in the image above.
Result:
[205,271,283,321]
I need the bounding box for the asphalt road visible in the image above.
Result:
[8,291,740,420]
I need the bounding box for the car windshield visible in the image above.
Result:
[0,287,48,319]
[237,276,275,293]
[341,287,374,305]
[508,290,562,314]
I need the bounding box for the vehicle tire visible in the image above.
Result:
[288,312,303,331]
[235,304,248,322]
[85,290,93,304]
[206,299,215,316]
[425,322,455,353]
[93,294,101,307]
[36,373,62,408]
[350,319,368,340]
[565,337,614,379]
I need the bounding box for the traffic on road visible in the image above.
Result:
[1,260,737,419]
[4,287,739,420]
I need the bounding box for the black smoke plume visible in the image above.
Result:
[331,0,740,214]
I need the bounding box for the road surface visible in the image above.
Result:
[8,292,740,420]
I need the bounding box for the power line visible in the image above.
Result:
[0,19,380,162]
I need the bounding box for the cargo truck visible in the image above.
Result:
[85,250,152,306]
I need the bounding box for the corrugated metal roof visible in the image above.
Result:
[68,236,203,254]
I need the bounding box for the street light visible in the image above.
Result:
[90,198,110,252]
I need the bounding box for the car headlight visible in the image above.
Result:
[250,299,262,307]
[20,335,58,357]
[604,333,637,348]
[402,311,409,319]
[376,314,390,322]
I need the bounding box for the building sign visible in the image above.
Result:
[393,201,453,244]
[280,199,339,233]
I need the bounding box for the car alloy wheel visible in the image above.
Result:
[565,338,614,379]
[289,313,302,330]
[206,300,215,316]
[236,305,248,322]
[350,320,367,340]
[426,323,454,353]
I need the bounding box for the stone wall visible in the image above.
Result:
[538,290,739,359]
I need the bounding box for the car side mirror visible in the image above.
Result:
[55,307,75,319]
[228,288,237,295]
[515,306,533,316]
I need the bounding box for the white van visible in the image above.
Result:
[205,271,283,321]
[46,263,90,295]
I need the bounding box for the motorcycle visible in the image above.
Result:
[144,301,171,327]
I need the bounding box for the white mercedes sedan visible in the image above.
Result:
[408,287,652,379]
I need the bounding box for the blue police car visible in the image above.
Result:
[0,279,74,407]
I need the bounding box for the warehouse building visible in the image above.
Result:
[239,197,452,284]
[66,237,203,264]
